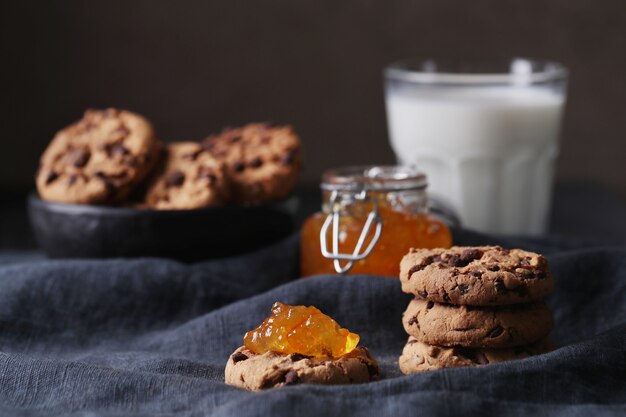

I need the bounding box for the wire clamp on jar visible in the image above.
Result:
[319,189,383,274]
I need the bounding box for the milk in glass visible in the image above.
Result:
[385,86,565,235]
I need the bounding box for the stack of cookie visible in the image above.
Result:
[398,246,555,373]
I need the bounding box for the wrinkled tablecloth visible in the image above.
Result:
[0,230,625,416]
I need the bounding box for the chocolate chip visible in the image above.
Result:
[249,157,263,168]
[114,125,130,136]
[408,317,418,326]
[106,171,128,180]
[231,352,248,363]
[166,170,185,187]
[69,149,91,168]
[110,143,129,157]
[447,254,463,267]
[488,325,504,338]
[442,292,451,303]
[460,249,483,263]
[515,269,533,280]
[94,171,115,193]
[230,135,242,143]
[494,279,507,294]
[101,142,129,158]
[488,265,500,272]
[67,174,78,186]
[418,290,428,298]
[289,353,307,362]
[283,370,300,385]
[45,171,59,185]
[452,347,489,365]
[233,162,245,173]
[280,149,298,165]
[520,257,532,266]
[512,285,529,297]
[198,168,217,184]
[408,265,423,276]
[202,141,215,152]
[452,346,478,362]
[516,268,546,280]
[426,301,434,309]
[366,363,379,377]
[428,346,441,357]
[470,271,483,279]
[533,270,546,280]
[457,284,469,294]
[446,249,483,268]
[182,150,202,161]
[413,254,442,269]
[407,339,418,345]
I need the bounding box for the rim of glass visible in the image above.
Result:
[321,165,427,192]
[385,58,568,85]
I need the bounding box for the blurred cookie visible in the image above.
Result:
[402,298,553,348]
[399,337,553,374]
[203,123,301,204]
[36,108,161,204]
[225,346,379,391]
[400,246,554,306]
[144,142,228,209]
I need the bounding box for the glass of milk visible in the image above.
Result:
[384,58,568,235]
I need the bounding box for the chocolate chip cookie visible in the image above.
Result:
[203,123,301,204]
[402,298,553,348]
[224,346,380,391]
[36,108,161,205]
[399,336,553,374]
[400,246,554,306]
[144,142,228,210]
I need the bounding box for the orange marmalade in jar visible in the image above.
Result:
[300,166,452,277]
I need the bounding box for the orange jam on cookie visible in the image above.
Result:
[300,166,452,277]
[243,302,359,358]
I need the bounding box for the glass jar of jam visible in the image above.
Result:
[300,166,452,277]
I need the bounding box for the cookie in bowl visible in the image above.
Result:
[203,123,301,204]
[144,142,228,210]
[225,302,380,391]
[36,108,162,205]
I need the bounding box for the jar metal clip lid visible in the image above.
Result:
[319,189,383,274]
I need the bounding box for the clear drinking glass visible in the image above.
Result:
[384,58,568,235]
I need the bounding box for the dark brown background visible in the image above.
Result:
[1,0,625,193]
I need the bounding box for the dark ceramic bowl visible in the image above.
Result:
[27,194,297,262]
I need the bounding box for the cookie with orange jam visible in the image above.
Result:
[224,302,380,390]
